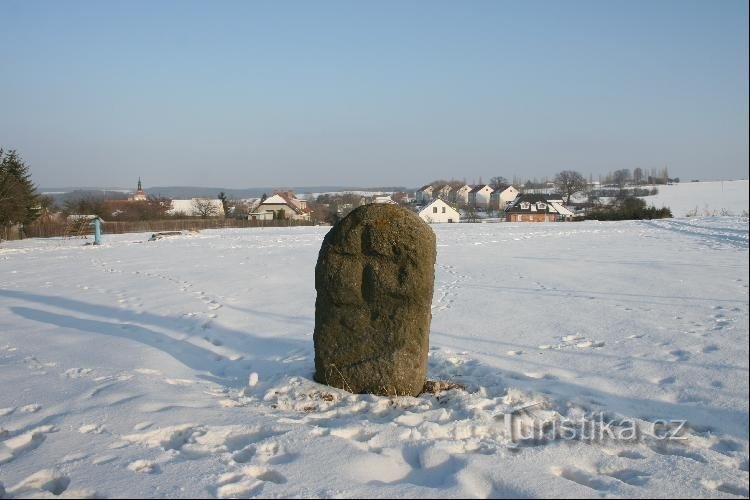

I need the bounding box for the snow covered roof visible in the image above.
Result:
[257,193,309,215]
[260,194,289,205]
[549,202,575,217]
[505,194,574,215]
[66,214,104,222]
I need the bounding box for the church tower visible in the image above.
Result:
[131,177,147,201]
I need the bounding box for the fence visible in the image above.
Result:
[1,224,23,241]
[4,218,315,241]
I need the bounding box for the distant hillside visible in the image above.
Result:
[41,189,130,205]
[41,185,411,201]
[147,186,410,198]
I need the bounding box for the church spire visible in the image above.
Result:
[137,177,142,191]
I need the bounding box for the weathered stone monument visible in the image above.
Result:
[313,203,436,396]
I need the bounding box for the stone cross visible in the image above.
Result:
[313,204,436,396]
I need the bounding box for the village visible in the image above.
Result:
[11,168,676,242]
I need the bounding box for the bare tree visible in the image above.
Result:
[553,170,587,204]
[633,167,643,185]
[612,169,631,188]
[489,176,509,190]
[192,198,221,218]
[463,205,480,223]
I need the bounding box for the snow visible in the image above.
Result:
[641,180,749,217]
[0,215,748,498]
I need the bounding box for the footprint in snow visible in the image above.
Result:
[701,479,749,498]
[4,469,73,497]
[602,468,651,486]
[667,349,691,362]
[127,459,160,474]
[215,466,287,498]
[550,466,613,492]
[0,425,55,465]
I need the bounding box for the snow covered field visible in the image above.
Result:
[642,180,749,218]
[0,217,748,498]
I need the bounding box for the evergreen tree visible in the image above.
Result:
[218,191,230,216]
[0,149,40,230]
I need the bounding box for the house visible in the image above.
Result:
[253,192,311,221]
[169,199,225,217]
[452,184,472,206]
[504,194,576,222]
[489,185,520,211]
[468,185,494,208]
[373,195,397,205]
[416,185,434,204]
[391,192,409,204]
[418,199,460,224]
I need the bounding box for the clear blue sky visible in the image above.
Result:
[1,0,747,188]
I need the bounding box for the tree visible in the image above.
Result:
[553,170,587,204]
[0,149,40,232]
[105,196,173,221]
[218,192,230,216]
[63,196,106,217]
[633,167,644,185]
[192,198,221,218]
[612,169,631,188]
[489,176,509,190]
[463,205,480,223]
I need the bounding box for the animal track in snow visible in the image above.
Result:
[432,263,469,313]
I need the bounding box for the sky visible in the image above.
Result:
[1,0,747,189]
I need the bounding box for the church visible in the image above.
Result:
[128,177,147,201]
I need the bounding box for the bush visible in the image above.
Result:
[586,196,672,221]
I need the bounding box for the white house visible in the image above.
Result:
[169,199,225,217]
[452,184,472,206]
[373,195,397,204]
[253,192,311,221]
[416,185,434,204]
[468,185,494,208]
[489,185,520,210]
[419,199,460,224]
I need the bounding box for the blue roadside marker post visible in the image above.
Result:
[93,217,102,245]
